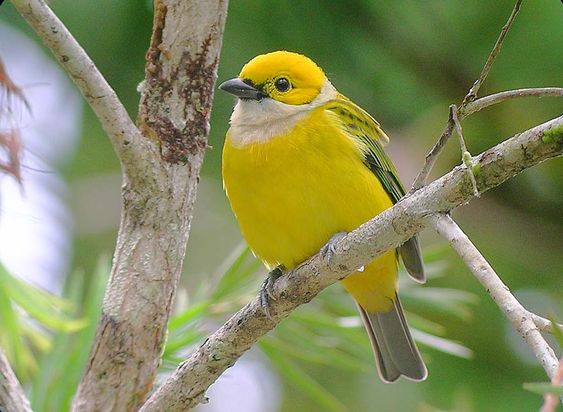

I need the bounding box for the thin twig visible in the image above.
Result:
[411,0,524,191]
[460,87,563,119]
[140,115,563,411]
[531,314,563,334]
[409,105,456,192]
[451,105,480,197]
[10,0,142,164]
[411,87,563,193]
[0,347,32,412]
[429,214,559,379]
[461,0,523,107]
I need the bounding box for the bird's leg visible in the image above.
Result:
[320,232,348,263]
[260,265,285,318]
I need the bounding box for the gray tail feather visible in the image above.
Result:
[400,236,426,283]
[358,296,427,383]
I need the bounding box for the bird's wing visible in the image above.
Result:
[324,95,404,202]
[324,94,425,282]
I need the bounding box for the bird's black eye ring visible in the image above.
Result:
[274,77,290,92]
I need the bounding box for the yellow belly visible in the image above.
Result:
[222,109,397,312]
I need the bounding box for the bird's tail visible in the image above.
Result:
[358,295,427,382]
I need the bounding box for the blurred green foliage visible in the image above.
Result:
[1,0,562,411]
[29,258,108,412]
[2,244,473,411]
[0,263,86,382]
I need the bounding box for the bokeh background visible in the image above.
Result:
[1,1,562,411]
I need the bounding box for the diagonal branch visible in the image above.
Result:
[140,115,563,411]
[410,105,457,193]
[410,88,563,193]
[10,0,142,165]
[428,214,559,379]
[412,0,524,192]
[462,0,523,106]
[460,87,563,118]
[0,347,32,412]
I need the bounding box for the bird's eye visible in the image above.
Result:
[274,77,290,92]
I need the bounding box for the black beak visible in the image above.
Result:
[219,78,266,101]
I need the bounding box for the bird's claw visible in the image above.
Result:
[320,232,348,263]
[260,266,284,318]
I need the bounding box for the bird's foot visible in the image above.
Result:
[320,232,348,264]
[260,265,284,319]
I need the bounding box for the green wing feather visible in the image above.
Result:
[324,95,425,282]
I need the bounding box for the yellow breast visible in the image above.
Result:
[222,107,397,311]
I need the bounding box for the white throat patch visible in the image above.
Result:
[228,80,337,147]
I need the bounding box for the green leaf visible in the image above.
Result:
[292,309,353,331]
[0,262,71,307]
[163,329,203,357]
[211,245,262,301]
[260,335,369,373]
[0,262,87,332]
[523,382,563,396]
[163,247,264,363]
[20,321,51,353]
[30,256,110,412]
[262,342,349,412]
[0,281,35,378]
[158,242,475,412]
[406,312,447,336]
[412,329,473,359]
[401,287,477,320]
[278,312,373,367]
[168,300,211,330]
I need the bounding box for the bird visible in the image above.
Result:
[219,50,427,382]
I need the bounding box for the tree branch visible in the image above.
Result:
[531,314,563,335]
[428,214,559,379]
[412,0,524,191]
[410,105,457,192]
[410,88,563,193]
[11,0,228,409]
[140,114,563,411]
[460,88,563,118]
[33,1,228,410]
[462,0,522,106]
[10,0,141,164]
[0,347,32,412]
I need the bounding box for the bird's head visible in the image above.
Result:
[219,51,328,106]
[220,51,338,141]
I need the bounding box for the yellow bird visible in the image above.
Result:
[220,51,427,382]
